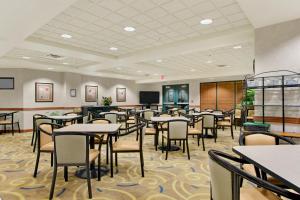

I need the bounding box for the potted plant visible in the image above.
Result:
[101,96,112,106]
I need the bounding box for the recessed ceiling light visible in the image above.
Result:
[200,18,213,25]
[116,67,122,70]
[137,70,142,73]
[124,26,136,32]
[22,56,30,59]
[233,45,242,49]
[62,62,68,65]
[61,33,72,39]
[217,64,232,68]
[47,67,54,70]
[156,59,162,63]
[153,73,159,76]
[110,47,118,51]
[190,69,196,72]
[206,60,213,64]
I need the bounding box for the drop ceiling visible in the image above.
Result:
[0,0,256,83]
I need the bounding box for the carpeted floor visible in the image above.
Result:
[0,128,240,200]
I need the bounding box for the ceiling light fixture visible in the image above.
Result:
[156,59,162,63]
[116,67,122,70]
[124,26,136,32]
[110,47,118,51]
[190,69,196,72]
[62,62,68,65]
[61,33,72,39]
[137,70,142,73]
[153,73,159,76]
[200,18,213,25]
[206,60,213,64]
[233,45,242,49]
[22,56,30,59]
[47,67,54,70]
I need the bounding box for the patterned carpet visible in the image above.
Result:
[0,128,240,200]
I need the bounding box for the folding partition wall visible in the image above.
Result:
[200,81,243,111]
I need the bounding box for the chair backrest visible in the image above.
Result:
[159,113,171,117]
[194,117,203,130]
[38,123,54,148]
[89,118,111,124]
[202,114,216,129]
[54,132,88,165]
[178,109,186,115]
[105,113,118,124]
[209,154,233,200]
[168,120,188,139]
[235,109,241,118]
[239,131,295,146]
[143,110,154,120]
[247,109,254,117]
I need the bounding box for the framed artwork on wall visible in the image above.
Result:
[35,82,53,102]
[116,88,126,102]
[70,89,76,97]
[85,85,98,102]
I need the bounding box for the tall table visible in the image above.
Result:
[233,145,300,193]
[54,123,121,178]
[151,116,190,151]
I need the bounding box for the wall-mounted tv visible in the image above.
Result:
[0,77,14,89]
[139,91,159,104]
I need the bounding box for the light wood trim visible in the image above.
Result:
[279,132,300,138]
[254,116,300,124]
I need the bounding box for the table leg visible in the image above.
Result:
[110,134,114,177]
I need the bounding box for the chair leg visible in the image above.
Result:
[231,125,234,139]
[64,166,68,182]
[31,130,35,146]
[140,151,144,177]
[49,164,57,200]
[186,140,190,160]
[33,134,38,153]
[165,139,170,160]
[110,136,113,178]
[33,151,40,177]
[155,134,158,151]
[106,143,109,165]
[214,129,217,143]
[197,135,200,146]
[115,152,118,167]
[86,163,92,199]
[11,122,14,136]
[17,122,20,133]
[161,135,164,153]
[201,135,205,151]
[182,140,185,153]
[234,119,237,130]
[98,154,101,181]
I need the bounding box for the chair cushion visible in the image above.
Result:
[245,134,275,146]
[188,127,202,135]
[217,121,231,126]
[89,149,100,162]
[40,142,54,152]
[240,187,281,200]
[145,127,156,135]
[113,140,139,152]
[126,120,136,124]
[0,119,12,124]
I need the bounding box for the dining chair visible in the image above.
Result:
[63,112,78,126]
[88,118,111,164]
[202,114,218,142]
[33,122,62,177]
[32,114,47,147]
[111,121,146,177]
[162,119,190,160]
[234,108,242,129]
[208,149,299,200]
[239,131,295,187]
[104,113,118,123]
[49,132,104,199]
[217,112,234,139]
[188,117,205,151]
[142,110,158,150]
[0,111,20,135]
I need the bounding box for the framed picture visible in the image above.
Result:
[0,77,14,90]
[70,89,76,97]
[116,88,126,102]
[85,85,98,102]
[35,82,53,102]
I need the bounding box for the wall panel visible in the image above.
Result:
[200,82,216,110]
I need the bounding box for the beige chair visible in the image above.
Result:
[188,117,205,151]
[234,108,242,129]
[142,110,158,150]
[49,132,104,199]
[239,131,295,187]
[208,150,297,200]
[111,122,146,177]
[104,113,118,124]
[0,111,20,135]
[202,114,217,143]
[247,109,254,121]
[32,115,52,152]
[162,119,190,160]
[33,123,62,177]
[217,113,234,139]
[89,118,111,164]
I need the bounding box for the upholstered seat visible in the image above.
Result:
[113,140,139,152]
[0,119,12,124]
[89,149,100,162]
[126,119,136,124]
[188,127,202,134]
[240,188,281,200]
[145,127,156,135]
[40,142,54,152]
[217,121,231,126]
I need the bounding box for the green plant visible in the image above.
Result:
[242,89,255,106]
[101,96,112,106]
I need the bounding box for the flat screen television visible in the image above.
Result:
[139,91,159,104]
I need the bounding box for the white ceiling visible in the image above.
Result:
[0,0,257,83]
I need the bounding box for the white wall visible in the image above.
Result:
[0,69,138,130]
[255,18,300,74]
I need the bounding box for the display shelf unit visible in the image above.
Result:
[245,70,300,132]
